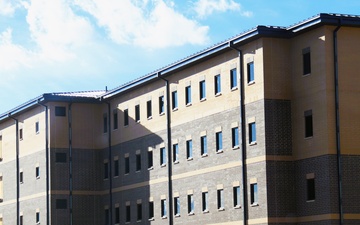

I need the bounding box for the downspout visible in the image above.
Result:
[229,43,248,225]
[158,73,173,225]
[68,103,73,225]
[37,101,50,225]
[8,114,20,225]
[333,21,343,225]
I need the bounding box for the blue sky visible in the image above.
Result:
[1,0,359,114]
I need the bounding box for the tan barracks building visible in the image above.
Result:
[0,13,359,225]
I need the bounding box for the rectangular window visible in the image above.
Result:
[113,110,118,130]
[305,110,313,138]
[19,128,23,140]
[202,192,208,212]
[135,104,140,122]
[187,194,194,214]
[36,212,40,224]
[136,154,141,172]
[201,136,207,156]
[249,122,256,144]
[137,203,142,221]
[216,131,223,152]
[160,147,166,166]
[125,205,131,223]
[36,166,40,179]
[185,86,192,105]
[20,215,23,225]
[174,197,180,216]
[159,96,165,114]
[19,171,23,183]
[173,144,179,163]
[147,100,152,119]
[0,135,2,160]
[161,199,167,218]
[104,162,109,179]
[115,206,120,224]
[172,91,178,110]
[103,114,108,133]
[214,75,221,95]
[230,68,237,89]
[186,140,193,160]
[247,62,254,83]
[217,189,224,210]
[125,156,130,174]
[35,121,39,134]
[149,201,154,219]
[250,183,258,205]
[303,47,311,75]
[56,199,67,209]
[233,186,241,207]
[148,151,153,169]
[232,127,239,148]
[124,109,129,126]
[0,175,3,200]
[55,106,66,117]
[55,153,67,163]
[114,159,119,177]
[105,208,109,225]
[307,178,315,201]
[199,80,206,100]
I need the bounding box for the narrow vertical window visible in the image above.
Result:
[125,156,130,174]
[113,110,118,130]
[186,140,193,160]
[105,209,109,225]
[20,215,23,225]
[303,47,311,75]
[174,197,180,216]
[35,121,39,134]
[249,122,256,144]
[115,206,120,224]
[202,192,208,212]
[135,104,140,122]
[161,199,167,218]
[232,127,239,148]
[172,91,178,110]
[230,68,237,89]
[0,135,2,160]
[305,110,313,138]
[36,212,40,224]
[125,204,131,223]
[159,96,165,114]
[307,178,315,201]
[103,114,108,133]
[217,189,224,210]
[19,128,23,140]
[199,80,206,100]
[147,100,152,119]
[0,175,3,201]
[185,86,192,105]
[233,186,241,208]
[247,61,254,83]
[124,109,129,126]
[136,153,141,172]
[114,159,119,177]
[137,203,142,221]
[250,183,258,205]
[187,194,194,214]
[149,201,154,219]
[173,144,179,163]
[104,162,109,179]
[214,75,221,95]
[216,131,222,152]
[160,147,166,166]
[36,166,40,179]
[148,151,153,169]
[201,136,207,156]
[19,171,23,183]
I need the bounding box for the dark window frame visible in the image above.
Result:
[214,74,221,95]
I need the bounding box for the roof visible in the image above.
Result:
[1,13,360,121]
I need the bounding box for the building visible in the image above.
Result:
[0,13,359,225]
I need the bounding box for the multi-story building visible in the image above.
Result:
[0,13,359,225]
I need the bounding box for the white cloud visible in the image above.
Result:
[0,0,16,16]
[193,0,252,19]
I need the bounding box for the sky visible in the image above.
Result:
[0,0,360,114]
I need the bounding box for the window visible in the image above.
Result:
[125,156,130,174]
[185,86,192,105]
[19,128,23,140]
[36,166,40,179]
[247,62,254,83]
[55,152,66,163]
[113,110,118,130]
[233,186,241,207]
[202,192,208,212]
[136,153,141,172]
[250,183,258,205]
[187,194,194,214]
[19,171,23,183]
[186,140,193,160]
[103,114,108,133]
[56,199,67,209]
[20,215,23,225]
[160,147,166,166]
[214,75,221,95]
[173,144,179,163]
[0,175,3,201]
[159,96,165,114]
[36,212,40,224]
[147,100,152,119]
[126,204,131,223]
[137,203,142,221]
[0,135,2,160]
[217,189,224,210]
[161,199,167,218]
[114,159,119,177]
[115,206,120,224]
[124,109,129,126]
[305,110,313,138]
[249,122,256,144]
[104,162,109,179]
[230,68,237,89]
[105,208,110,225]
[55,106,66,117]
[35,121,39,134]
[216,131,223,152]
[172,91,178,110]
[135,104,140,122]
[174,197,180,216]
[303,47,311,75]
[307,178,315,201]
[232,127,239,148]
[201,136,207,156]
[199,80,206,100]
[148,151,153,169]
[149,201,154,219]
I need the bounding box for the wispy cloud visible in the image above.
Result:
[0,0,17,16]
[193,0,252,19]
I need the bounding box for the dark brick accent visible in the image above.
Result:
[342,155,360,214]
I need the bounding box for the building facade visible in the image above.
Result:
[0,13,359,225]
